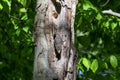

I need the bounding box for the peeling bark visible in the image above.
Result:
[33,0,78,80]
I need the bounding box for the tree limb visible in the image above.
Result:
[102,9,120,17]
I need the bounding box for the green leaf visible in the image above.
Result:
[3,0,11,12]
[103,62,108,69]
[20,8,27,13]
[0,61,3,65]
[83,0,97,11]
[11,18,19,29]
[23,27,29,33]
[110,55,118,68]
[96,13,102,20]
[0,3,3,10]
[16,29,20,36]
[82,58,90,70]
[18,0,26,7]
[83,2,90,10]
[111,22,117,30]
[90,59,98,73]
[21,14,28,20]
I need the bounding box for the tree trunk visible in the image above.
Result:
[33,0,78,80]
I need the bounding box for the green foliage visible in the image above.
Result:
[110,55,118,68]
[82,58,90,70]
[90,59,98,73]
[76,0,120,80]
[0,0,35,79]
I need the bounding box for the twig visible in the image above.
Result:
[100,0,110,7]
[8,14,20,20]
[102,9,120,17]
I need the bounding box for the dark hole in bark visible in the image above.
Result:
[65,34,67,37]
[64,46,66,49]
[53,78,58,80]
[64,71,67,77]
[54,34,61,60]
[55,48,61,60]
[39,52,42,54]
[53,34,56,39]
[51,0,61,14]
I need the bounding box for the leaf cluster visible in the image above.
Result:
[0,0,36,80]
[75,0,120,80]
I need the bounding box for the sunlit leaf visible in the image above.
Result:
[83,0,97,11]
[102,21,109,29]
[0,3,3,10]
[78,58,84,72]
[91,59,98,73]
[21,14,28,20]
[111,23,117,30]
[23,27,29,33]
[83,3,90,10]
[20,8,27,13]
[96,13,102,20]
[82,58,90,70]
[110,55,118,68]
[18,0,26,7]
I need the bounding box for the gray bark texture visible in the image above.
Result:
[33,0,78,80]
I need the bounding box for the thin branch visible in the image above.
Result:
[8,14,20,20]
[102,9,120,17]
[100,0,110,7]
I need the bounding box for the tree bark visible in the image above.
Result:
[33,0,78,80]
